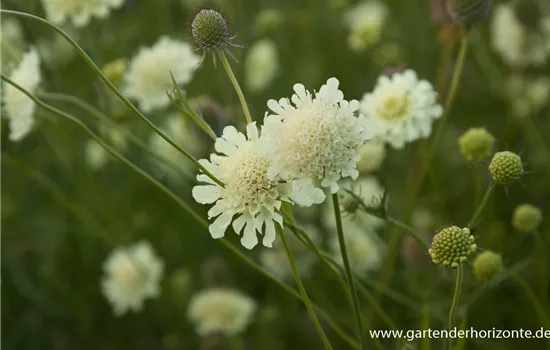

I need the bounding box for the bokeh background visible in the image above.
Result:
[1,0,549,349]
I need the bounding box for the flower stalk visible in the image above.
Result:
[218,49,253,124]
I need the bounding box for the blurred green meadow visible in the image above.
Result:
[1,0,550,349]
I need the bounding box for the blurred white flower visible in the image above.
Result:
[263,78,374,193]
[259,224,320,281]
[329,228,385,275]
[188,288,256,336]
[122,37,200,112]
[85,140,108,170]
[360,69,443,149]
[357,141,386,173]
[506,74,550,118]
[491,3,550,67]
[40,0,125,27]
[1,18,26,69]
[2,47,41,142]
[245,39,279,93]
[192,123,325,250]
[344,1,389,52]
[101,241,164,316]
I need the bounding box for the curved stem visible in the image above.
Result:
[217,49,253,125]
[468,183,494,227]
[448,264,463,350]
[278,226,333,350]
[332,194,369,350]
[1,75,357,348]
[0,9,223,187]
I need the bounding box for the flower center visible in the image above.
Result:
[377,92,409,120]
[114,258,143,289]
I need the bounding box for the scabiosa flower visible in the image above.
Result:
[344,1,389,52]
[360,69,443,149]
[40,0,125,27]
[472,250,503,282]
[489,151,524,185]
[188,288,257,336]
[429,226,477,268]
[192,123,325,250]
[512,203,542,233]
[122,37,200,112]
[101,241,164,316]
[2,47,41,142]
[458,127,495,161]
[357,141,386,173]
[262,78,373,193]
[245,39,279,93]
[491,3,550,67]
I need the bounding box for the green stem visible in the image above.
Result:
[513,276,550,328]
[387,217,430,249]
[1,75,357,349]
[0,9,223,187]
[278,226,333,350]
[448,264,463,350]
[332,194,369,350]
[217,49,253,125]
[468,184,494,227]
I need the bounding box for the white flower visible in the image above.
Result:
[259,224,320,281]
[344,1,389,52]
[330,229,385,275]
[357,141,386,173]
[491,4,550,67]
[188,288,257,336]
[85,140,108,170]
[122,37,200,112]
[506,74,550,118]
[2,47,41,142]
[40,0,125,27]
[263,78,373,193]
[245,39,279,93]
[192,123,325,250]
[1,18,26,69]
[101,241,164,316]
[360,69,443,149]
[149,113,201,180]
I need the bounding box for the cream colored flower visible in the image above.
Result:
[192,123,325,250]
[245,39,279,93]
[344,1,389,52]
[506,74,550,118]
[40,0,125,27]
[188,288,256,336]
[122,37,200,112]
[101,241,164,316]
[2,47,41,142]
[357,141,386,173]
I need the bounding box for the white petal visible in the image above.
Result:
[263,220,277,247]
[192,185,221,204]
[267,99,284,114]
[209,211,233,239]
[241,221,259,249]
[232,214,248,234]
[246,122,259,141]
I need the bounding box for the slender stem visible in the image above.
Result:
[513,276,550,328]
[332,194,368,350]
[1,75,358,349]
[448,264,463,350]
[278,226,333,350]
[217,49,253,125]
[468,184,494,227]
[0,10,223,187]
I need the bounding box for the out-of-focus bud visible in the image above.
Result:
[512,204,543,233]
[472,250,503,282]
[448,0,493,25]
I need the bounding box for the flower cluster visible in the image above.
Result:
[40,0,125,27]
[429,226,477,268]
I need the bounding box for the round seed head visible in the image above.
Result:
[489,151,523,185]
[448,0,493,25]
[458,127,495,161]
[512,203,543,233]
[472,250,503,282]
[191,9,231,51]
[429,226,477,268]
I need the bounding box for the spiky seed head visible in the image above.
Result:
[512,203,543,233]
[458,127,495,161]
[489,151,524,185]
[429,226,477,268]
[447,0,493,25]
[472,250,503,282]
[191,9,231,51]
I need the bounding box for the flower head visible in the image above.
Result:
[245,39,279,93]
[429,226,477,268]
[458,127,495,161]
[489,151,524,185]
[360,69,443,149]
[512,203,542,233]
[2,47,41,142]
[122,37,200,112]
[101,241,164,316]
[472,250,503,282]
[188,288,256,336]
[40,0,125,27]
[344,1,389,52]
[192,123,325,250]
[357,141,386,173]
[263,78,373,193]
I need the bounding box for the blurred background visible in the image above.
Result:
[1,0,549,349]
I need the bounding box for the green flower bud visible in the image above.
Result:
[448,0,493,25]
[512,203,543,232]
[191,9,231,51]
[458,127,495,161]
[489,151,524,185]
[472,250,503,282]
[429,226,477,268]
